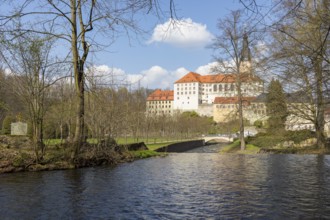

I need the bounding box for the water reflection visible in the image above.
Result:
[0,153,330,219]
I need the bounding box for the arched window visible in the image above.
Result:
[219,84,222,91]
[230,84,234,91]
[213,84,217,92]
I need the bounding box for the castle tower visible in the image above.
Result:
[240,32,252,74]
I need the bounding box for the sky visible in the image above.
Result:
[91,0,244,90]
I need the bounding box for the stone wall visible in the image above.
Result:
[196,104,213,117]
[155,140,205,152]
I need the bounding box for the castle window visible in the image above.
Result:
[230,84,234,91]
[219,84,222,91]
[213,84,217,92]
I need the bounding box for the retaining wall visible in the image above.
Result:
[155,140,205,153]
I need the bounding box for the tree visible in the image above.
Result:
[266,79,288,130]
[1,115,13,135]
[211,10,262,150]
[0,35,62,161]
[270,0,330,148]
[0,0,175,158]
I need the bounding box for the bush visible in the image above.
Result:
[253,120,263,128]
[246,129,315,148]
[247,132,285,148]
[285,130,315,144]
[2,115,13,135]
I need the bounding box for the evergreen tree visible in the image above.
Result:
[2,115,13,135]
[266,79,288,130]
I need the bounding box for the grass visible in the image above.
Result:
[220,140,261,154]
[130,150,163,159]
[44,137,192,146]
[44,137,193,152]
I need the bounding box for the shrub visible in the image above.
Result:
[247,132,285,148]
[253,120,263,128]
[247,129,315,148]
[2,115,13,135]
[285,130,315,143]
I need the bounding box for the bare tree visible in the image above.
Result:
[0,0,175,158]
[0,34,63,161]
[211,10,263,150]
[270,0,330,148]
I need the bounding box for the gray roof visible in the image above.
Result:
[253,93,267,103]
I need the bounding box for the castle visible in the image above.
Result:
[146,34,330,136]
[146,33,268,124]
[146,73,330,137]
[146,70,267,125]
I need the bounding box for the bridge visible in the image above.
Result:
[201,135,234,143]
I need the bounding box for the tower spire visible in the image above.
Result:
[241,32,251,62]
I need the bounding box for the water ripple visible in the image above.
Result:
[1,152,330,219]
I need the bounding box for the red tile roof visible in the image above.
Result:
[175,71,262,84]
[214,97,256,105]
[147,89,174,101]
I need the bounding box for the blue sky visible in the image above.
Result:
[91,1,244,89]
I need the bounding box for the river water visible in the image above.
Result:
[1,144,330,219]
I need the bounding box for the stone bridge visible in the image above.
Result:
[201,135,234,143]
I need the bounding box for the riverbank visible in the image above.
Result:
[220,140,260,154]
[0,136,168,174]
[220,140,330,154]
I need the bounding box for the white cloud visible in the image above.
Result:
[195,60,240,74]
[128,66,189,89]
[86,65,127,86]
[4,68,12,76]
[195,62,219,75]
[88,65,190,89]
[148,18,214,48]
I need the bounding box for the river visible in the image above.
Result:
[1,144,330,219]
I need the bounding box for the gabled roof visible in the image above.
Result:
[147,89,174,101]
[175,72,201,83]
[175,71,262,84]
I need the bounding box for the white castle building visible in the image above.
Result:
[173,71,264,116]
[147,33,265,119]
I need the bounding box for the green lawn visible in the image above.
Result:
[45,137,192,151]
[129,150,163,159]
[220,140,260,154]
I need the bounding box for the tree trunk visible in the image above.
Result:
[73,66,85,157]
[314,57,326,149]
[237,70,246,150]
[71,0,85,159]
[238,96,246,150]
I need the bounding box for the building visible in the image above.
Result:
[172,33,263,116]
[146,89,174,116]
[213,94,268,124]
[173,72,264,116]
